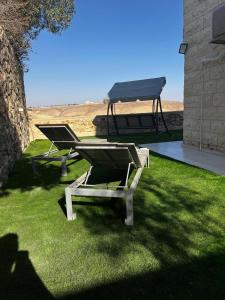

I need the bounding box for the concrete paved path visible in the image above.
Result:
[141,141,225,176]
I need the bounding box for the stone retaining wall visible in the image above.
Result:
[0,26,29,186]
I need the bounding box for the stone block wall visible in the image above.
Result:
[184,0,225,152]
[0,26,29,186]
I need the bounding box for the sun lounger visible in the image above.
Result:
[32,124,81,176]
[65,142,149,226]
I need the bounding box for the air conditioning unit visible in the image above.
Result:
[211,4,225,44]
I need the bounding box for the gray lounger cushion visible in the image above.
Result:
[73,141,142,168]
[36,124,80,150]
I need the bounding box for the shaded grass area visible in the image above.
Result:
[1,130,225,299]
[104,129,183,144]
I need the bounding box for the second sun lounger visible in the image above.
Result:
[32,124,80,176]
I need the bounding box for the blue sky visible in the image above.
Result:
[24,0,184,107]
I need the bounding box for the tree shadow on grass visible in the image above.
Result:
[1,234,224,300]
[0,233,53,300]
[58,251,225,300]
[1,233,224,300]
[0,151,81,198]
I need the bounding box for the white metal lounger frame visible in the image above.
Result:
[32,142,79,176]
[32,125,80,176]
[65,145,149,226]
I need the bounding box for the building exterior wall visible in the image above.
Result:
[0,26,30,186]
[184,0,225,152]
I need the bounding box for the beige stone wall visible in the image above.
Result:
[184,0,225,152]
[0,26,30,186]
[28,103,183,139]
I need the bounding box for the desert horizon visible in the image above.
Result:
[28,99,183,116]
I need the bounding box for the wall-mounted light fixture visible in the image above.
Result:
[179,43,188,54]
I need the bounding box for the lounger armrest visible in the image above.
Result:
[81,138,108,143]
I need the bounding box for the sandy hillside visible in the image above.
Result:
[28,100,183,118]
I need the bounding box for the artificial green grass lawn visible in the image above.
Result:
[1,130,225,299]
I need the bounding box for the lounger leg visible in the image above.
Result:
[124,193,134,226]
[32,158,39,175]
[65,187,76,221]
[61,157,67,176]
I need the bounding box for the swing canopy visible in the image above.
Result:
[106,77,166,104]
